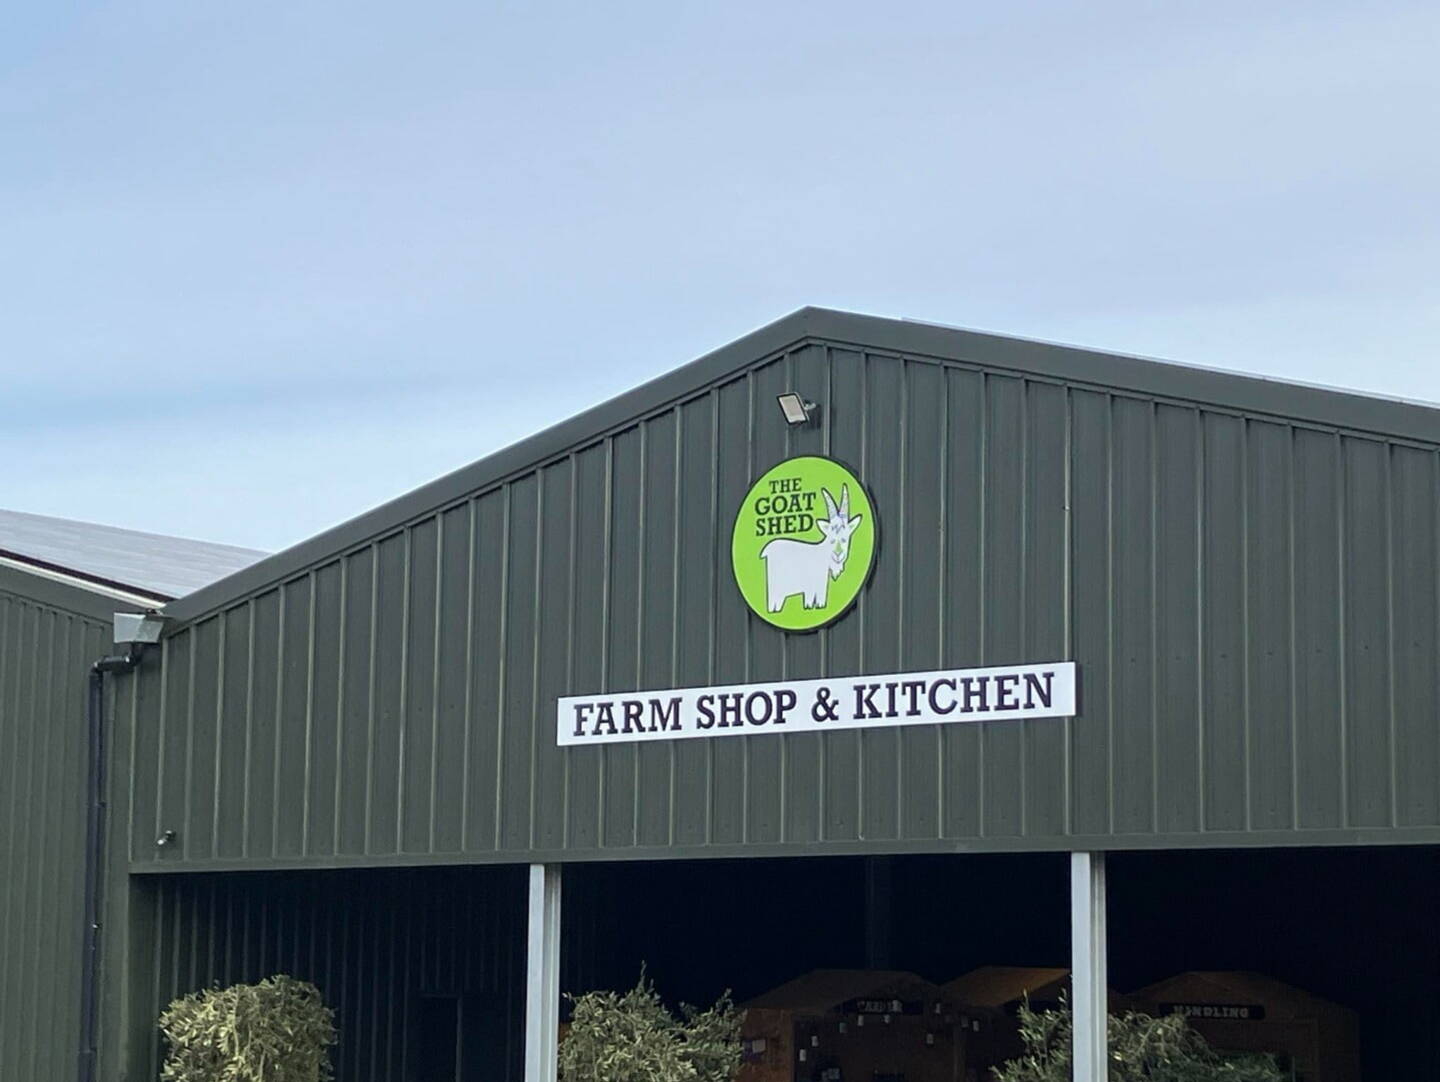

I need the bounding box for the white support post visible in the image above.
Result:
[525,864,562,1082]
[1070,852,1107,1082]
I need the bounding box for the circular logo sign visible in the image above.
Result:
[731,455,877,631]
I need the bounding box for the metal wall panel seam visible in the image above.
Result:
[560,457,579,851]
[705,388,719,846]
[1149,400,1160,835]
[857,355,871,835]
[1019,379,1031,837]
[1385,443,1400,828]
[0,601,18,1054]
[1194,408,1207,831]
[779,354,794,840]
[302,571,319,857]
[1296,426,1307,829]
[974,372,989,836]
[597,440,612,845]
[742,372,755,843]
[1062,388,1075,836]
[528,469,546,851]
[242,600,258,859]
[630,425,645,847]
[394,527,413,855]
[22,607,54,1080]
[1239,419,1253,831]
[330,558,348,856]
[270,585,287,858]
[1330,431,1344,829]
[1104,394,1117,835]
[1434,450,1440,820]
[895,358,909,837]
[182,629,197,861]
[362,546,380,856]
[459,498,477,852]
[154,620,170,855]
[493,484,513,852]
[668,408,683,847]
[935,356,951,837]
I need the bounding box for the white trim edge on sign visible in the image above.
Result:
[557,662,1077,747]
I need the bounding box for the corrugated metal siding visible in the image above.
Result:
[133,866,526,1081]
[0,586,108,1082]
[127,340,1440,869]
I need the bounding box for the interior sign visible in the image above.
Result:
[558,662,1077,746]
[1160,1003,1267,1022]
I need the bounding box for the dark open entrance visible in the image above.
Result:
[564,846,1439,1082]
[132,845,1438,1081]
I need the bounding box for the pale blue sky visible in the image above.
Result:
[5,1,1438,552]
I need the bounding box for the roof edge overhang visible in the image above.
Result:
[0,557,157,624]
[160,305,1440,627]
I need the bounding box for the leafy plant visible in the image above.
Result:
[558,971,744,1082]
[992,998,1286,1082]
[158,974,338,1082]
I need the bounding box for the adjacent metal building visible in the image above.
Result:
[5,307,1439,1081]
[0,516,263,1082]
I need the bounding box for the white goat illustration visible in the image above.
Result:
[760,485,864,613]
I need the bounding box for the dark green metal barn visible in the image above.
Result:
[4,308,1440,1081]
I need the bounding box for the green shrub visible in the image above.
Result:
[158,974,337,1082]
[993,999,1286,1082]
[558,971,744,1082]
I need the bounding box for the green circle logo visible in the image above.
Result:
[731,455,877,631]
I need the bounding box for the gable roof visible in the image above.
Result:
[743,969,940,1011]
[1130,971,1354,1017]
[941,966,1072,1008]
[0,508,266,602]
[161,306,1440,625]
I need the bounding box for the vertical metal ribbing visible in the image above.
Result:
[395,529,413,856]
[1104,394,1116,835]
[705,389,719,845]
[1148,401,1159,835]
[429,516,445,851]
[1384,442,1399,828]
[331,559,349,856]
[562,460,578,850]
[270,586,287,859]
[301,573,318,857]
[459,499,477,852]
[493,487,513,852]
[631,423,647,845]
[241,601,257,859]
[1239,418,1253,831]
[668,410,682,847]
[597,440,613,835]
[1062,387,1074,835]
[528,471,545,850]
[1070,851,1108,1082]
[1194,409,1206,831]
[1326,429,1341,831]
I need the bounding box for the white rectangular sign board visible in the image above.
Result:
[558,662,1077,747]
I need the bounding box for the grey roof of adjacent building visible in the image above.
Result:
[0,508,267,601]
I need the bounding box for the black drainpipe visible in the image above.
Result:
[79,645,141,1082]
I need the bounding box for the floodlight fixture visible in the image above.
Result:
[776,392,817,426]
